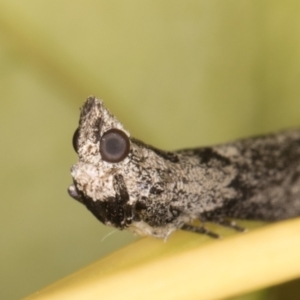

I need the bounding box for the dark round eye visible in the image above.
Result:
[72,128,80,153]
[100,129,130,163]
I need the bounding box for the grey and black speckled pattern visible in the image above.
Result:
[68,96,300,239]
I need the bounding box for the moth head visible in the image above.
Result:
[68,97,133,229]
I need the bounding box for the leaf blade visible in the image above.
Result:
[25,218,300,300]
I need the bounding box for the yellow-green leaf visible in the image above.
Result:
[25,219,300,300]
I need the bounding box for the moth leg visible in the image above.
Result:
[216,218,246,232]
[181,224,220,239]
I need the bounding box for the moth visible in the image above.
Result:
[68,96,300,239]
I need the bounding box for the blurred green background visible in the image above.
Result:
[1,1,300,299]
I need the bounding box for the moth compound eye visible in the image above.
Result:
[100,129,130,163]
[72,128,80,153]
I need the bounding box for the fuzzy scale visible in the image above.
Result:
[68,97,300,239]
